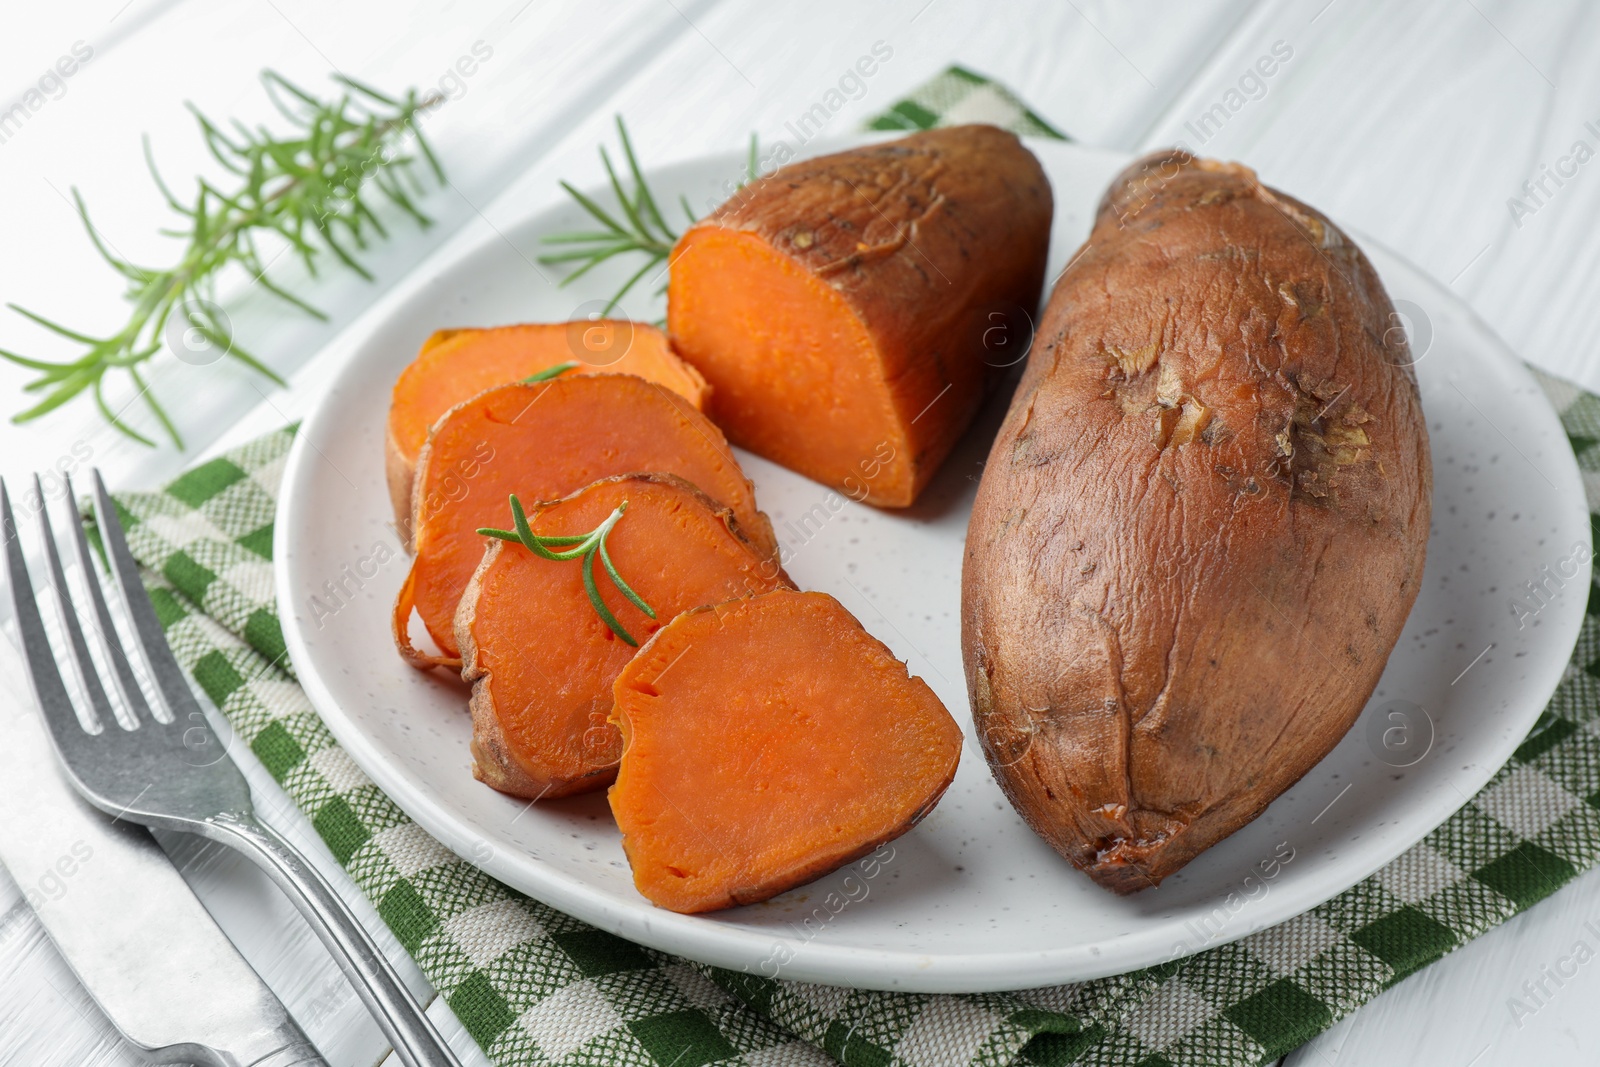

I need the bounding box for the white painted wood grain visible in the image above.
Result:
[1284,869,1600,1066]
[0,0,724,493]
[1139,0,1600,394]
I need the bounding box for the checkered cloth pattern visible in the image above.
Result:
[865,66,1064,139]
[90,72,1600,1067]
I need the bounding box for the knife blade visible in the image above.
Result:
[0,693,327,1067]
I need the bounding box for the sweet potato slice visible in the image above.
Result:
[608,589,963,913]
[667,125,1052,506]
[457,474,793,800]
[396,374,776,669]
[386,322,710,537]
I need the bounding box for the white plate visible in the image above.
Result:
[276,138,1591,992]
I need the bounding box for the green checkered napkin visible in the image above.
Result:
[865,66,1064,139]
[97,73,1600,1067]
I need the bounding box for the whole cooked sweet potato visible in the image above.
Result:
[962,151,1431,893]
[667,125,1052,506]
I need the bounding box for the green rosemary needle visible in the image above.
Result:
[478,494,657,646]
[522,361,579,383]
[542,117,761,318]
[0,70,444,448]
[540,117,682,318]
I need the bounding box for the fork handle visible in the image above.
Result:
[201,812,465,1067]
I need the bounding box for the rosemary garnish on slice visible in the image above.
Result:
[479,494,657,646]
[522,361,579,383]
[0,71,443,447]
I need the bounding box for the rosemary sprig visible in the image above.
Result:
[539,117,684,318]
[478,494,657,646]
[0,71,444,448]
[541,118,761,318]
[522,361,579,383]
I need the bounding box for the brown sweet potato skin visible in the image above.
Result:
[668,125,1052,506]
[961,151,1432,893]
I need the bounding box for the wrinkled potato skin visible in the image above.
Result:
[961,151,1431,894]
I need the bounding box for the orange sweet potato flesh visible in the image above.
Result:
[395,374,776,669]
[667,125,1052,506]
[456,474,793,800]
[386,322,710,539]
[609,589,963,913]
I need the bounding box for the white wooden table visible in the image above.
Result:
[1,1,1597,1063]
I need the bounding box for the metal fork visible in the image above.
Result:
[0,471,463,1067]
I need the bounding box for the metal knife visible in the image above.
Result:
[0,697,327,1067]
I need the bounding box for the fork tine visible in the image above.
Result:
[62,473,156,728]
[32,474,118,733]
[1,479,95,757]
[89,470,203,722]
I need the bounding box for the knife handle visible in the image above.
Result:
[201,812,465,1067]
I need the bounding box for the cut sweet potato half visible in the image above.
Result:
[386,322,710,540]
[667,125,1052,506]
[608,589,963,913]
[396,374,775,669]
[457,473,793,800]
